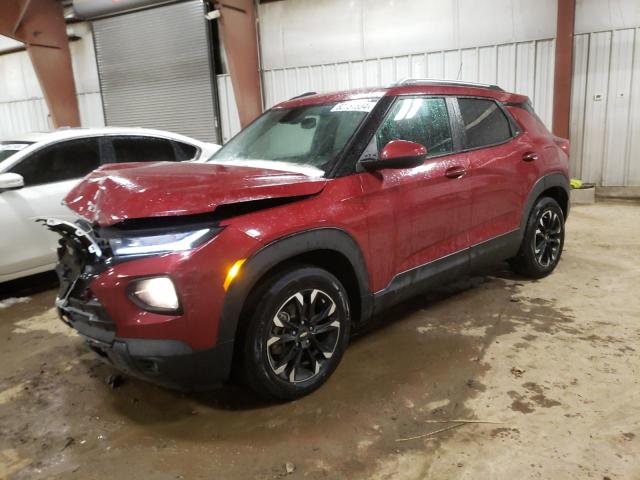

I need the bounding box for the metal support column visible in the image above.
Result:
[552,0,576,139]
[216,0,263,128]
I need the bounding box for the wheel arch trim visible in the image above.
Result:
[217,228,371,346]
[520,172,570,234]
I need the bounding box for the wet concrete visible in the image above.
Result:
[1,202,639,479]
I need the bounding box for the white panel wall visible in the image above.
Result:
[216,74,241,143]
[570,27,640,186]
[260,39,556,126]
[0,23,104,139]
[258,0,557,70]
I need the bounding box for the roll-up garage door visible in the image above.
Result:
[93,1,220,143]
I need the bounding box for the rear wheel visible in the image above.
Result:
[239,266,351,401]
[509,197,565,278]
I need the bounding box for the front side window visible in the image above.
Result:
[376,97,453,156]
[10,138,100,186]
[209,100,376,174]
[458,98,512,149]
[111,136,177,163]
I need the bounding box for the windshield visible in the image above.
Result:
[0,142,32,162]
[209,99,378,174]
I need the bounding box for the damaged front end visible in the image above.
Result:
[37,214,246,391]
[38,217,116,347]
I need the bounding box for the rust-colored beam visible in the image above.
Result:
[0,0,80,128]
[552,0,576,139]
[216,0,263,128]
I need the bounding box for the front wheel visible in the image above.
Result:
[509,197,565,278]
[239,266,351,401]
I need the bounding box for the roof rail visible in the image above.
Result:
[289,91,317,100]
[393,78,504,92]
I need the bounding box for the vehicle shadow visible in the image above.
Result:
[190,264,518,409]
[0,271,58,302]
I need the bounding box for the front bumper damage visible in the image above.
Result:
[40,218,233,391]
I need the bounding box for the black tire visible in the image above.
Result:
[509,197,565,278]
[238,265,351,401]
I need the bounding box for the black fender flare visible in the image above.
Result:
[519,172,570,235]
[217,228,372,346]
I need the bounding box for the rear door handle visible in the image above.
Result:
[522,152,539,162]
[445,166,466,179]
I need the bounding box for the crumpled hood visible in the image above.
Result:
[64,161,327,226]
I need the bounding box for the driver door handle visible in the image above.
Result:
[445,166,466,179]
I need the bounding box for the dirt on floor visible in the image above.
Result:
[0,202,639,480]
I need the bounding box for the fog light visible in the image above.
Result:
[128,276,180,313]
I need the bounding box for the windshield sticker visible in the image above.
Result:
[0,143,29,151]
[330,99,377,113]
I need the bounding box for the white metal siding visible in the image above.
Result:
[0,23,104,138]
[260,39,556,122]
[93,1,220,143]
[570,27,640,186]
[216,74,241,143]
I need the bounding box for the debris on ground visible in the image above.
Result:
[0,297,31,309]
[510,367,525,378]
[285,462,296,474]
[105,374,125,389]
[62,437,75,451]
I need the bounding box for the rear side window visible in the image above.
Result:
[111,136,177,163]
[10,138,100,186]
[377,97,453,156]
[458,98,512,149]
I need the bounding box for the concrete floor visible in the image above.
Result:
[0,202,639,479]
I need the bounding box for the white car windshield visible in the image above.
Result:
[208,99,378,174]
[0,141,32,162]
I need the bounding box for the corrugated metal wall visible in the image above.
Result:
[218,38,556,140]
[260,39,556,125]
[216,74,241,143]
[570,27,640,186]
[0,23,104,138]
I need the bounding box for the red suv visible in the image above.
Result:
[46,80,569,400]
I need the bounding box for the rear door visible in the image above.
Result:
[456,97,539,247]
[358,96,472,289]
[0,138,101,278]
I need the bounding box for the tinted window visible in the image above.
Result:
[173,141,198,161]
[111,136,177,163]
[377,97,453,156]
[0,142,32,162]
[458,98,512,149]
[10,138,100,186]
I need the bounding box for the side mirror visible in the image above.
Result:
[360,140,427,170]
[0,172,24,192]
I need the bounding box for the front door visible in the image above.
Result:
[358,96,472,293]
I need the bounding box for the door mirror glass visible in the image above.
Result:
[360,140,427,170]
[0,172,25,191]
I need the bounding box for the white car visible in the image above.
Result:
[0,127,220,283]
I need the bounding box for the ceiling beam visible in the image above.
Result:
[0,0,80,128]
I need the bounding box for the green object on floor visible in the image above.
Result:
[570,178,583,189]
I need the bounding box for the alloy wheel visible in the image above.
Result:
[266,289,341,384]
[532,209,562,268]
